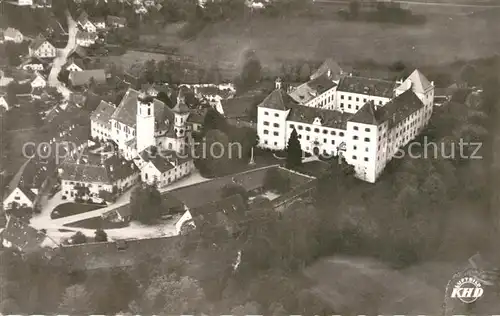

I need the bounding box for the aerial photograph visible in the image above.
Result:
[0,0,499,314]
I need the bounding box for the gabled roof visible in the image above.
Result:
[140,147,192,173]
[60,154,139,184]
[189,194,247,230]
[289,73,337,104]
[337,76,396,99]
[310,58,343,81]
[77,11,90,25]
[29,35,51,51]
[68,46,88,59]
[258,88,297,111]
[288,105,351,129]
[396,69,433,94]
[111,88,172,127]
[1,216,58,253]
[4,27,22,39]
[90,100,115,124]
[350,90,425,127]
[18,186,37,201]
[69,69,106,86]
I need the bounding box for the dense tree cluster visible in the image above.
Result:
[130,183,164,224]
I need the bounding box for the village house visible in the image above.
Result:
[30,72,47,89]
[257,69,434,183]
[1,215,58,255]
[29,36,57,59]
[65,58,86,72]
[288,74,338,110]
[76,30,97,47]
[59,154,140,202]
[3,27,24,43]
[20,57,46,71]
[139,146,194,188]
[68,45,89,60]
[310,58,345,81]
[92,17,106,30]
[0,93,9,111]
[77,11,97,33]
[107,15,126,28]
[135,4,148,14]
[69,69,106,87]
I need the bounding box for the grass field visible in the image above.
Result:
[116,5,498,78]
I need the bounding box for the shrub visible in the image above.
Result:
[62,195,67,200]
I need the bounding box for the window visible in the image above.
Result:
[355,106,359,110]
[273,132,279,136]
[340,103,344,107]
[314,128,319,133]
[264,111,269,115]
[353,136,358,140]
[364,137,370,142]
[331,131,336,135]
[323,129,328,134]
[348,96,352,100]
[305,127,311,131]
[273,123,279,128]
[264,121,269,126]
[364,157,369,162]
[352,155,357,160]
[363,99,367,102]
[264,130,269,134]
[379,101,382,105]
[348,104,352,109]
[365,128,370,132]
[306,136,310,140]
[356,97,359,102]
[353,126,358,131]
[264,140,268,144]
[365,147,369,152]
[341,95,344,100]
[298,134,302,139]
[323,139,327,143]
[14,196,20,200]
[331,140,335,145]
[339,132,344,137]
[298,125,303,130]
[290,124,294,129]
[274,142,277,146]
[274,113,279,117]
[353,145,357,150]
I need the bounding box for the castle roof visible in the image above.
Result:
[310,58,343,81]
[396,69,433,94]
[349,90,425,127]
[289,73,337,104]
[171,89,190,114]
[337,76,395,98]
[288,105,351,129]
[258,88,297,111]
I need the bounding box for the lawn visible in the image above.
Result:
[163,11,500,76]
[64,216,129,229]
[51,203,104,219]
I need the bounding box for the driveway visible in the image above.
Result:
[48,10,78,100]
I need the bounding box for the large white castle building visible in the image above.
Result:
[89,88,196,188]
[257,61,435,183]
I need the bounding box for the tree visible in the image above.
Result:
[94,229,108,242]
[240,49,262,88]
[130,183,164,224]
[286,128,302,169]
[58,285,93,314]
[202,108,227,133]
[460,64,479,87]
[98,189,115,203]
[349,0,360,18]
[263,168,291,193]
[194,129,233,177]
[156,91,173,108]
[71,231,87,244]
[220,183,248,205]
[298,63,311,82]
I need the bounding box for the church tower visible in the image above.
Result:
[170,89,191,153]
[136,93,156,153]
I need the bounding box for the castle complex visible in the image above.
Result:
[257,63,435,183]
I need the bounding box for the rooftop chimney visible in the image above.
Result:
[275,77,282,90]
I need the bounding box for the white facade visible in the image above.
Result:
[15,0,33,6]
[257,70,435,183]
[3,187,34,209]
[30,74,46,89]
[0,96,9,111]
[22,63,44,71]
[257,106,290,151]
[76,34,96,47]
[80,21,97,33]
[4,28,24,43]
[136,98,156,153]
[141,159,194,188]
[61,172,140,201]
[175,209,193,234]
[93,21,106,29]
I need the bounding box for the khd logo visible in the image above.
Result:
[451,277,484,303]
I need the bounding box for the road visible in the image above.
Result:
[313,0,500,8]
[48,10,78,101]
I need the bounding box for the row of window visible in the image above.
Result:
[263,121,280,128]
[353,126,371,132]
[289,124,345,137]
[352,155,370,162]
[263,130,279,136]
[263,111,280,117]
[352,135,371,142]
